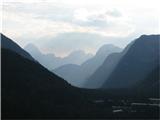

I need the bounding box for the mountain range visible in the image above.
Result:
[1,33,159,119]
[85,35,159,91]
[102,35,159,89]
[2,33,127,119]
[54,44,122,87]
[1,33,94,118]
[24,44,93,70]
[84,41,134,88]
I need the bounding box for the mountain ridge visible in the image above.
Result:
[54,44,122,87]
[24,43,93,70]
[1,34,35,61]
[102,34,160,89]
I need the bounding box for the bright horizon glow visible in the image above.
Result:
[2,0,160,57]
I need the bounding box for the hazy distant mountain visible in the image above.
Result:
[102,35,160,89]
[24,44,93,70]
[1,34,35,61]
[84,52,121,88]
[24,43,61,69]
[81,44,122,78]
[54,64,83,86]
[84,41,134,88]
[62,50,93,65]
[54,44,122,87]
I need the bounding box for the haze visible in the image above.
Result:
[2,0,160,57]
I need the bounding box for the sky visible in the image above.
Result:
[1,0,160,57]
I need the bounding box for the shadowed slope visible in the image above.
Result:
[102,35,160,89]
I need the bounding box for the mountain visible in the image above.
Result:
[134,66,160,97]
[1,34,87,118]
[1,34,35,61]
[1,34,120,119]
[102,35,160,89]
[1,34,74,117]
[84,41,134,88]
[54,64,83,86]
[24,43,61,70]
[54,44,122,87]
[1,34,159,119]
[84,52,122,88]
[62,50,93,65]
[81,44,122,79]
[24,44,93,70]
[2,48,83,118]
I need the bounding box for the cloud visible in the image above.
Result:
[40,32,106,56]
[72,8,134,37]
[3,2,135,41]
[73,8,122,27]
[2,0,159,56]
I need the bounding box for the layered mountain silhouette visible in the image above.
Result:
[101,35,159,90]
[54,44,122,87]
[2,34,125,119]
[1,34,80,118]
[84,41,134,88]
[1,33,159,119]
[84,52,122,88]
[24,44,93,70]
[81,44,122,78]
[2,34,103,118]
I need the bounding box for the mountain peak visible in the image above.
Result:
[24,43,42,54]
[96,44,121,56]
[1,33,35,61]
